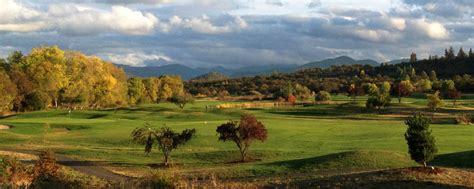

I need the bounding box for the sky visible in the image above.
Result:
[0,0,473,68]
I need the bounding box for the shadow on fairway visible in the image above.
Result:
[265,151,414,171]
[431,150,474,168]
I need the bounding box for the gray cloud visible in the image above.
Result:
[0,0,472,68]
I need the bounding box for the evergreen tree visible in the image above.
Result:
[457,47,466,59]
[410,52,417,63]
[404,112,437,167]
[448,46,455,60]
[469,48,473,59]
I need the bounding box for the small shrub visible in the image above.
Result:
[455,114,472,125]
[1,157,33,187]
[315,91,331,102]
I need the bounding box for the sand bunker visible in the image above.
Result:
[0,125,11,130]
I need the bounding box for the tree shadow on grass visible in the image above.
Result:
[431,150,474,169]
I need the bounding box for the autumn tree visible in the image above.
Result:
[127,78,146,105]
[405,112,437,167]
[131,124,196,166]
[427,91,444,111]
[397,80,415,103]
[447,89,461,107]
[216,114,268,162]
[0,71,17,112]
[365,82,391,110]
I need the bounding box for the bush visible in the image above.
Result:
[404,112,437,167]
[455,114,472,125]
[315,91,331,102]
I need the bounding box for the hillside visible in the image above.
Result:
[191,71,229,81]
[299,56,379,69]
[117,56,380,79]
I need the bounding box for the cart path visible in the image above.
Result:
[0,149,130,182]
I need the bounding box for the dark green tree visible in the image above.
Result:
[457,47,467,60]
[404,113,437,167]
[131,124,196,166]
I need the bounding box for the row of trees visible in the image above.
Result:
[132,114,268,166]
[186,47,474,99]
[0,46,185,112]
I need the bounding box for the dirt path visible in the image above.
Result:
[0,149,130,182]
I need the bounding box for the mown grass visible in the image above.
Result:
[0,95,473,179]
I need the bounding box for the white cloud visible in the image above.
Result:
[411,19,449,40]
[390,18,406,31]
[49,4,158,35]
[103,52,172,66]
[0,2,158,35]
[0,0,45,32]
[159,15,248,34]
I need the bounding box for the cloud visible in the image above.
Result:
[410,19,449,40]
[0,0,45,32]
[49,5,158,35]
[95,0,174,4]
[102,52,172,66]
[159,15,248,34]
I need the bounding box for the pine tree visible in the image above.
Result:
[448,46,455,60]
[469,48,473,59]
[404,112,437,167]
[457,47,466,59]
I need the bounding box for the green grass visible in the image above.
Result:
[0,97,473,179]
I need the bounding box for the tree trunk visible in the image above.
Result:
[453,99,456,107]
[398,96,402,103]
[423,161,427,168]
[239,148,246,162]
[164,154,169,167]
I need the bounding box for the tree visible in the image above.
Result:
[457,47,466,60]
[426,91,444,111]
[429,70,437,81]
[469,48,473,59]
[24,91,50,111]
[216,114,267,162]
[416,79,432,93]
[127,78,146,105]
[294,84,312,100]
[441,79,456,98]
[410,52,417,63]
[404,112,437,167]
[315,91,331,102]
[365,82,391,110]
[170,93,194,109]
[397,80,415,103]
[131,124,196,166]
[447,89,461,107]
[0,71,17,112]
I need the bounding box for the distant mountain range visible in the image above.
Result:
[118,56,390,80]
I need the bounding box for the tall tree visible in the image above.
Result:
[410,52,417,63]
[457,47,467,60]
[404,113,437,167]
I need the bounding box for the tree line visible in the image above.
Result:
[0,46,185,112]
[186,46,474,101]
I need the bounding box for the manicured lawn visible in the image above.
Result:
[0,97,473,178]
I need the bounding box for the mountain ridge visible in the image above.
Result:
[117,56,382,80]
